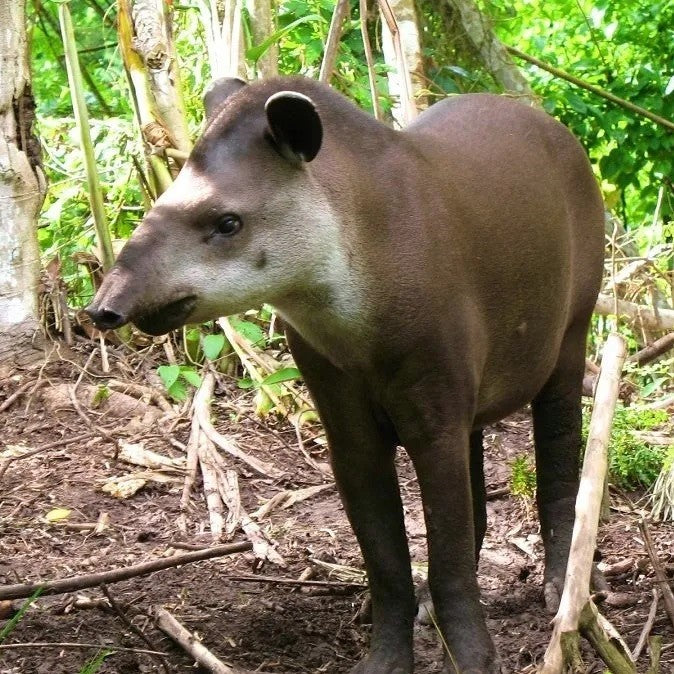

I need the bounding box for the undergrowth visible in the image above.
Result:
[583,406,670,489]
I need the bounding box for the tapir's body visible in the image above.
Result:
[88,77,605,673]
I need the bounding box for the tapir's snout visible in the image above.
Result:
[86,289,198,336]
[85,304,128,331]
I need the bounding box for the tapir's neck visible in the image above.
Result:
[271,107,422,370]
[273,208,376,371]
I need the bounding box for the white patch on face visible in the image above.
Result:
[179,174,373,360]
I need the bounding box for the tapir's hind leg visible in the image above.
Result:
[531,324,587,613]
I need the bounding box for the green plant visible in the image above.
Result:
[0,588,43,643]
[79,649,113,674]
[157,364,202,402]
[583,406,670,489]
[509,455,537,498]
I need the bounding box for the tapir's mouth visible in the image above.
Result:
[133,295,197,335]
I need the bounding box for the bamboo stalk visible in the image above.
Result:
[377,0,417,125]
[58,2,114,271]
[319,0,350,83]
[359,0,382,120]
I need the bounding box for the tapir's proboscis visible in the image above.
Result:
[87,77,604,673]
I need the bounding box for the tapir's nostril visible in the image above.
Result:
[85,305,128,331]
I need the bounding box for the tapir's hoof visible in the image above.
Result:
[544,564,610,614]
[543,580,562,614]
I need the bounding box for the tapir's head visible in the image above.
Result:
[86,77,334,335]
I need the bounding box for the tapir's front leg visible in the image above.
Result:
[287,330,415,674]
[387,367,498,674]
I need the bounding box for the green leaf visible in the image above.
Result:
[230,317,265,345]
[168,379,187,402]
[237,377,255,389]
[246,14,322,63]
[203,333,226,360]
[260,367,301,386]
[158,365,180,390]
[180,368,202,388]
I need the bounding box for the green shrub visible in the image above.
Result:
[583,407,669,489]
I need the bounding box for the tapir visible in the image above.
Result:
[87,76,605,673]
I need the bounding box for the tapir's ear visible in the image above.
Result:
[265,91,322,163]
[203,77,247,121]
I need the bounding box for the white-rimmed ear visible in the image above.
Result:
[203,77,247,121]
[265,91,323,163]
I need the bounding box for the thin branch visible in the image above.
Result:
[100,584,170,674]
[378,0,417,124]
[507,46,674,132]
[632,588,660,661]
[359,0,382,120]
[638,518,674,631]
[0,541,252,600]
[319,0,350,83]
[155,608,251,674]
[0,642,167,656]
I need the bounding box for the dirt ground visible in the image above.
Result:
[0,342,672,674]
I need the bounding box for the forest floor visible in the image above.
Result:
[0,340,672,674]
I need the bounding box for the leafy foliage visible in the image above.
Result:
[509,455,537,498]
[485,0,674,229]
[583,406,670,488]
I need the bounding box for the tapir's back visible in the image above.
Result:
[403,94,604,419]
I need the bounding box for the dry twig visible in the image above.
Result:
[155,607,251,673]
[100,584,170,674]
[638,517,674,630]
[0,541,252,600]
[632,588,660,661]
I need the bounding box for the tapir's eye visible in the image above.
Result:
[213,214,242,237]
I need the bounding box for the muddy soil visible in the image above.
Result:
[0,345,672,673]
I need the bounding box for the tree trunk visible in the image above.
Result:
[380,0,425,127]
[130,0,192,153]
[0,0,47,372]
[443,0,536,104]
[245,0,278,79]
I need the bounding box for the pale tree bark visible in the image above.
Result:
[0,0,47,372]
[200,0,246,80]
[380,0,426,127]
[131,0,192,153]
[443,0,536,104]
[245,0,277,79]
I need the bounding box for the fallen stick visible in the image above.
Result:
[595,294,674,331]
[106,378,174,414]
[0,378,38,412]
[638,517,674,630]
[100,584,170,674]
[540,333,633,674]
[155,607,250,674]
[628,332,674,366]
[222,574,367,589]
[195,372,283,479]
[0,642,167,656]
[632,588,660,661]
[0,541,252,600]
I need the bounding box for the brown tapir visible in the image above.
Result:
[87,76,605,673]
